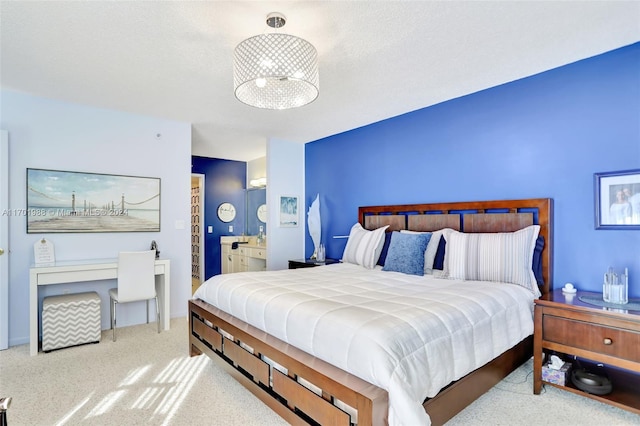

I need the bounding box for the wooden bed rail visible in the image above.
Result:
[189,299,388,426]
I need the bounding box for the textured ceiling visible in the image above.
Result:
[2,1,639,161]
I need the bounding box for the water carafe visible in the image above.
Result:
[316,243,326,262]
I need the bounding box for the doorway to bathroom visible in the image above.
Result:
[191,174,204,294]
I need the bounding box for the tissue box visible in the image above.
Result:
[542,362,572,386]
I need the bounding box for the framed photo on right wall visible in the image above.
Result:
[594,169,640,229]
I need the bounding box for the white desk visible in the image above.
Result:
[29,258,170,356]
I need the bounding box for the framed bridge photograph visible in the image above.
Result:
[26,168,161,233]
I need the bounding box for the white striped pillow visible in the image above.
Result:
[342,223,389,269]
[446,225,541,296]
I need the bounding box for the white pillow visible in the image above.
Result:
[408,228,456,274]
[342,223,389,269]
[427,228,459,274]
[446,225,541,296]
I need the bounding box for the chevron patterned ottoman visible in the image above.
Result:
[42,292,101,352]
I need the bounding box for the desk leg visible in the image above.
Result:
[163,263,170,330]
[29,270,38,356]
[155,265,170,331]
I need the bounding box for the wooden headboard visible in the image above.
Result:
[359,198,553,295]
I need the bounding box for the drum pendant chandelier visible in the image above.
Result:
[233,12,319,110]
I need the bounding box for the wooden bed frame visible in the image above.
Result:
[189,198,553,425]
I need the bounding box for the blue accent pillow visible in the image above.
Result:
[382,231,431,276]
[433,236,446,270]
[532,236,545,286]
[377,231,393,266]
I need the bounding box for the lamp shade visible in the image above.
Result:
[233,33,319,110]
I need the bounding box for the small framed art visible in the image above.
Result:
[594,169,640,229]
[279,195,299,227]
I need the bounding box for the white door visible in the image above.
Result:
[0,130,9,350]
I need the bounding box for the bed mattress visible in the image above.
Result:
[193,262,535,425]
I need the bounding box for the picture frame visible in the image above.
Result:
[26,168,161,233]
[278,195,299,227]
[594,169,640,230]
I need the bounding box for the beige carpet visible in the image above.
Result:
[0,318,637,426]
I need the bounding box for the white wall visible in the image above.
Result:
[0,130,8,350]
[1,90,192,346]
[266,139,305,270]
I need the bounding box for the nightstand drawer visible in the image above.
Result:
[543,315,640,362]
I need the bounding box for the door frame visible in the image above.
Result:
[191,173,205,293]
[1,130,9,350]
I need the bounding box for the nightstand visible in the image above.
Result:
[533,290,640,414]
[288,258,340,269]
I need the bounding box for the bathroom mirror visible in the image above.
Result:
[257,204,267,223]
[246,187,267,236]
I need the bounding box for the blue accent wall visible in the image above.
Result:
[305,43,640,297]
[192,156,246,279]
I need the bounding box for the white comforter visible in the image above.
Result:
[193,262,535,425]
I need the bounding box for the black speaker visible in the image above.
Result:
[571,368,612,395]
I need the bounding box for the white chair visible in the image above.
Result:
[109,250,159,341]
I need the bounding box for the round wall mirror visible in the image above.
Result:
[257,204,267,223]
[217,202,236,222]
